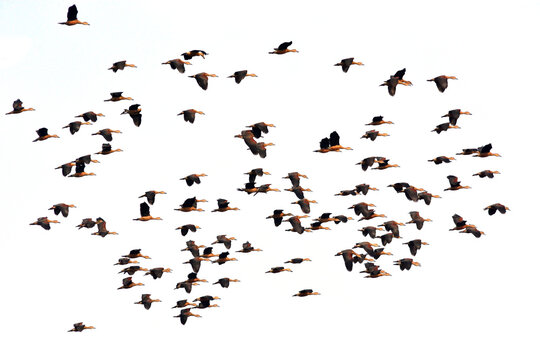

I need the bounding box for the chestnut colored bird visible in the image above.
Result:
[380,68,412,96]
[372,158,399,170]
[427,75,457,93]
[118,277,144,290]
[212,252,238,265]
[403,239,429,256]
[308,222,331,231]
[104,92,133,102]
[228,70,257,84]
[193,296,220,309]
[349,202,376,217]
[135,294,161,310]
[122,249,150,259]
[356,156,385,171]
[358,226,383,239]
[460,226,485,238]
[315,131,352,153]
[484,203,510,215]
[292,199,317,214]
[174,308,202,325]
[247,122,275,138]
[95,143,122,155]
[283,172,308,187]
[432,122,460,134]
[92,128,122,141]
[356,184,378,195]
[212,199,239,212]
[361,263,391,277]
[183,257,210,273]
[246,168,271,183]
[6,99,35,115]
[266,210,293,227]
[121,104,142,127]
[162,59,191,73]
[269,41,298,54]
[365,116,393,126]
[266,267,292,273]
[172,300,197,309]
[212,235,237,249]
[109,61,136,72]
[287,215,311,234]
[213,278,240,288]
[114,258,138,266]
[473,170,500,178]
[133,202,162,221]
[449,214,474,231]
[293,289,320,297]
[75,111,104,122]
[335,249,362,272]
[68,322,95,332]
[358,210,387,221]
[380,220,404,237]
[176,224,201,236]
[178,109,205,124]
[189,72,218,90]
[236,241,262,253]
[63,121,91,135]
[139,190,166,205]
[377,232,394,246]
[59,5,89,26]
[334,57,363,72]
[445,175,471,191]
[182,50,208,60]
[180,173,207,186]
[175,197,207,212]
[76,218,96,230]
[285,258,311,264]
[428,156,456,165]
[442,109,472,126]
[285,186,312,200]
[49,203,76,217]
[362,130,390,141]
[474,143,501,158]
[394,258,421,271]
[67,160,96,178]
[407,211,432,230]
[417,191,441,205]
[118,266,148,276]
[33,128,59,142]
[30,217,59,230]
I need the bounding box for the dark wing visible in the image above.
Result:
[131,113,142,127]
[217,199,229,209]
[447,175,459,187]
[452,214,467,227]
[393,68,406,80]
[110,92,123,98]
[129,104,140,111]
[13,99,23,111]
[329,131,340,146]
[404,187,418,202]
[75,161,85,174]
[387,77,398,96]
[67,5,78,21]
[102,143,112,153]
[277,41,292,51]
[448,109,461,125]
[435,77,448,92]
[340,58,353,72]
[37,128,48,137]
[195,74,208,90]
[145,191,156,205]
[320,137,330,149]
[140,202,150,217]
[78,155,92,164]
[122,277,133,287]
[234,70,248,84]
[479,143,492,154]
[220,278,230,288]
[182,197,197,208]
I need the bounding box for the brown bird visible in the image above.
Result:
[122,249,150,259]
[377,232,394,246]
[138,190,166,205]
[365,116,393,126]
[175,197,207,212]
[456,148,480,156]
[356,184,379,195]
[212,235,237,249]
[407,211,432,230]
[228,70,257,84]
[134,294,161,310]
[335,249,362,272]
[442,109,472,126]
[361,263,391,278]
[394,258,421,271]
[75,111,104,122]
[474,143,501,158]
[380,68,412,96]
[432,122,460,134]
[67,160,96,178]
[200,247,219,259]
[428,156,456,165]
[114,258,138,266]
[380,220,404,237]
[293,289,320,297]
[59,5,89,26]
[182,240,206,257]
[356,156,385,171]
[315,131,352,153]
[68,322,95,332]
[182,50,208,60]
[445,175,471,191]
[285,258,311,264]
[358,210,387,221]
[49,203,76,217]
[172,300,197,309]
[104,92,133,102]
[269,41,298,54]
[285,186,312,200]
[193,296,220,309]
[117,277,144,290]
[6,99,35,115]
[30,217,59,230]
[247,122,275,138]
[252,184,280,196]
[427,75,457,93]
[473,170,500,178]
[287,215,311,234]
[362,130,390,141]
[484,203,510,215]
[212,252,238,265]
[449,214,474,231]
[308,221,331,231]
[266,267,292,273]
[95,143,122,155]
[349,202,376,217]
[121,104,142,127]
[403,239,429,256]
[133,202,162,221]
[372,158,399,170]
[417,191,441,205]
[118,265,148,276]
[212,199,239,212]
[176,224,201,236]
[189,72,218,90]
[174,308,202,325]
[76,218,96,230]
[92,128,122,141]
[358,226,383,239]
[63,121,91,135]
[213,278,240,288]
[236,241,262,253]
[292,199,317,214]
[33,128,59,142]
[180,173,207,186]
[178,109,205,124]
[162,59,191,73]
[246,168,271,183]
[255,141,275,158]
[266,210,293,227]
[183,257,210,273]
[283,172,309,187]
[109,61,136,72]
[334,57,363,72]
[460,226,485,238]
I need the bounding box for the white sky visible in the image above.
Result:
[1,1,539,359]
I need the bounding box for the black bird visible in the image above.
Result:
[334,57,363,72]
[403,239,429,256]
[121,104,142,127]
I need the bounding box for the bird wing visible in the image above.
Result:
[329,131,340,146]
[140,202,150,217]
[37,128,48,137]
[67,5,78,21]
[393,68,406,80]
[13,99,23,111]
[277,41,292,51]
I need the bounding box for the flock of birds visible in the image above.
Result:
[17,5,509,331]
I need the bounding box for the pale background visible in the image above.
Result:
[1,1,538,359]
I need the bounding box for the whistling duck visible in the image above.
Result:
[178,109,205,124]
[361,130,390,141]
[377,232,394,246]
[247,122,275,138]
[138,190,166,205]
[183,257,210,273]
[189,72,218,90]
[175,280,200,294]
[59,5,89,26]
[445,175,471,191]
[352,242,380,256]
[269,41,298,54]
[266,267,292,273]
[68,322,95,332]
[212,199,239,212]
[235,130,259,154]
[114,258,138,266]
[193,296,220,309]
[356,156,385,171]
[228,70,257,84]
[427,75,457,93]
[118,265,148,276]
[308,221,331,231]
[349,202,376,217]
[285,258,311,264]
[118,277,144,290]
[187,272,208,284]
[293,289,320,297]
[95,143,122,155]
[175,308,202,325]
[49,203,76,217]
[212,252,238,265]
[123,249,150,259]
[6,99,35,115]
[358,226,383,239]
[459,226,485,238]
[252,184,280,195]
[484,203,510,215]
[335,249,364,271]
[358,210,387,221]
[121,104,142,127]
[287,215,311,234]
[109,61,136,73]
[75,111,104,122]
[182,240,206,257]
[432,122,460,134]
[407,211,432,230]
[135,294,161,310]
[380,221,404,237]
[334,58,363,72]
[254,142,275,158]
[68,160,96,178]
[76,218,96,230]
[361,263,391,278]
[162,59,191,73]
[213,278,240,288]
[394,258,421,271]
[63,121,91,135]
[356,184,378,195]
[176,224,201,236]
[266,210,293,227]
[92,218,118,237]
[315,131,352,153]
[236,241,262,253]
[182,50,208,60]
[133,202,162,221]
[292,199,317,214]
[428,156,456,164]
[373,158,399,170]
[380,68,412,96]
[366,116,393,126]
[200,247,219,259]
[175,197,207,212]
[283,172,308,187]
[417,191,441,205]
[285,186,312,200]
[246,168,271,183]
[473,170,500,178]
[212,235,236,249]
[172,300,197,309]
[403,239,429,256]
[315,213,338,223]
[442,109,472,126]
[456,148,480,155]
[104,92,133,102]
[236,182,258,194]
[33,128,59,142]
[474,143,501,158]
[449,214,474,231]
[92,128,122,141]
[30,217,59,230]
[180,173,207,186]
